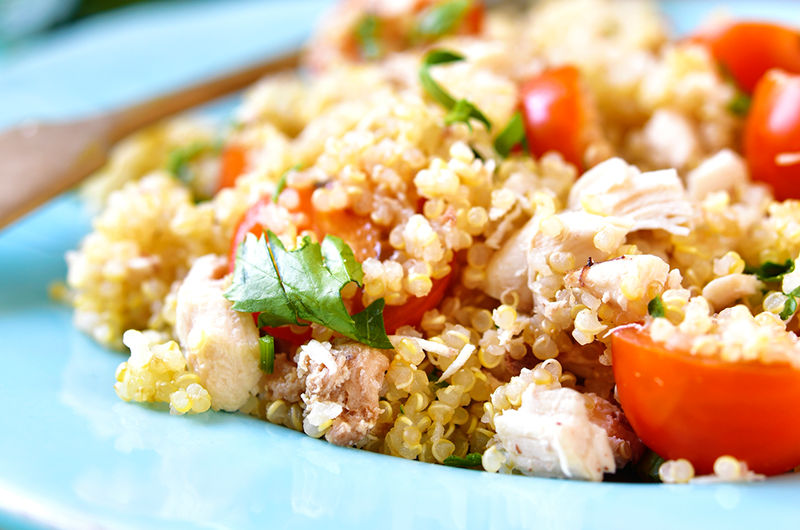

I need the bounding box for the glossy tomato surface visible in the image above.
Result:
[612,326,800,475]
[694,21,800,92]
[744,69,800,200]
[520,66,590,169]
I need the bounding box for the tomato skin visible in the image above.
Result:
[218,144,248,190]
[383,271,452,334]
[694,21,800,93]
[744,69,800,201]
[520,66,589,170]
[611,326,800,475]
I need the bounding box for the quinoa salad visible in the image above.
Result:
[63,0,800,483]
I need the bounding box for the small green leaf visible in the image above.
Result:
[635,449,665,483]
[727,91,751,117]
[399,404,405,415]
[780,295,797,320]
[355,14,382,60]
[224,232,392,349]
[648,295,665,318]
[444,98,491,130]
[415,0,470,40]
[258,335,275,373]
[745,259,794,282]
[443,452,482,468]
[419,49,492,131]
[493,111,527,157]
[166,141,213,183]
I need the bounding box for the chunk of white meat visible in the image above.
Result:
[702,273,762,312]
[686,149,748,202]
[568,157,693,235]
[175,254,261,411]
[484,219,539,311]
[638,109,701,171]
[493,385,616,481]
[564,254,670,322]
[296,340,389,446]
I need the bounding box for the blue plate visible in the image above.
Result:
[2,2,799,528]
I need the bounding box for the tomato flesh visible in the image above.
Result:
[520,66,590,170]
[693,21,800,93]
[218,144,247,190]
[612,326,800,475]
[744,69,800,201]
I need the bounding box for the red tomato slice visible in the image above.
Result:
[218,144,248,190]
[692,21,800,93]
[611,326,800,475]
[744,69,800,200]
[382,271,452,334]
[520,66,591,170]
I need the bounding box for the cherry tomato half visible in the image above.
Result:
[218,144,248,190]
[520,66,591,170]
[744,69,800,201]
[693,21,800,93]
[611,326,800,475]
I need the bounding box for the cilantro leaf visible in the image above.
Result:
[415,0,470,40]
[259,335,275,373]
[745,259,794,282]
[647,295,665,318]
[273,164,301,203]
[355,14,382,60]
[420,49,492,131]
[493,111,527,157]
[443,452,482,468]
[225,232,392,349]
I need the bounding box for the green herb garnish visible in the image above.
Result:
[258,335,275,373]
[355,13,382,60]
[273,164,301,204]
[780,286,800,320]
[399,404,406,415]
[166,141,214,183]
[225,232,392,349]
[419,49,491,131]
[727,91,751,117]
[647,295,665,318]
[745,259,794,282]
[443,452,482,468]
[415,0,470,40]
[493,111,527,157]
[635,449,665,483]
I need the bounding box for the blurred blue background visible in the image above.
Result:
[0,0,168,45]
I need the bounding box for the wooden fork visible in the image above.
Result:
[0,49,300,229]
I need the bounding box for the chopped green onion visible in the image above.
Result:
[443,452,482,468]
[647,295,665,318]
[493,111,527,157]
[419,49,492,131]
[415,0,470,40]
[745,259,794,282]
[258,335,275,374]
[355,14,382,60]
[399,404,405,415]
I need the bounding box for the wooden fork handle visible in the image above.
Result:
[0,49,300,230]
